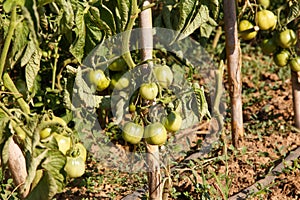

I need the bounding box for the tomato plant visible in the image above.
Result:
[261,38,277,55]
[108,58,128,71]
[74,143,87,162]
[289,57,300,72]
[53,133,71,155]
[256,10,277,31]
[88,69,110,91]
[238,20,257,40]
[139,83,158,100]
[274,50,290,67]
[110,73,130,90]
[122,122,144,144]
[144,122,167,146]
[153,65,174,88]
[277,29,297,49]
[258,0,270,8]
[40,127,52,139]
[163,111,182,132]
[64,156,85,178]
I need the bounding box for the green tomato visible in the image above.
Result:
[110,73,130,90]
[277,29,297,49]
[238,20,257,40]
[274,50,290,67]
[53,132,71,155]
[256,10,277,31]
[258,0,270,8]
[289,57,300,72]
[153,65,174,88]
[261,38,277,55]
[40,127,52,139]
[144,122,167,146]
[163,111,182,132]
[139,83,158,100]
[108,58,128,71]
[129,103,136,112]
[74,143,87,161]
[88,69,110,91]
[122,122,144,144]
[64,156,85,178]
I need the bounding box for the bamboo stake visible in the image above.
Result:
[140,1,162,199]
[224,0,243,147]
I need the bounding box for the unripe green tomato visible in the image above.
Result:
[53,132,71,155]
[74,143,87,162]
[163,111,182,132]
[88,69,110,91]
[108,58,128,71]
[274,50,290,67]
[277,29,297,49]
[110,73,130,90]
[289,57,300,72]
[153,65,174,88]
[64,156,85,178]
[238,20,257,40]
[256,10,277,30]
[139,83,158,100]
[122,122,144,144]
[258,0,270,8]
[40,127,52,139]
[144,122,167,146]
[261,38,277,54]
[129,104,136,112]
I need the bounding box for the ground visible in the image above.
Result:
[54,47,300,199]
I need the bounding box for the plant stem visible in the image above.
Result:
[0,5,17,80]
[3,72,31,114]
[122,0,139,69]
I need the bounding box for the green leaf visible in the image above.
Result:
[25,48,42,93]
[41,150,66,196]
[177,5,210,41]
[9,20,29,68]
[98,4,116,35]
[162,5,173,29]
[203,0,220,20]
[56,0,74,33]
[117,0,130,31]
[70,3,86,63]
[3,0,25,13]
[21,39,36,67]
[175,0,197,32]
[26,171,50,200]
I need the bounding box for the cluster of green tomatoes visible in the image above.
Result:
[39,114,87,178]
[88,57,183,146]
[238,0,300,72]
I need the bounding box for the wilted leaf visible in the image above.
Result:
[25,49,42,93]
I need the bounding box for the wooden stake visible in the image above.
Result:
[292,29,300,128]
[224,0,243,147]
[140,1,162,199]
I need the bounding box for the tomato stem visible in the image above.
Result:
[0,5,17,80]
